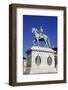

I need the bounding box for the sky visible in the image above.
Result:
[23,15,57,57]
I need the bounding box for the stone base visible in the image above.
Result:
[26,46,57,74]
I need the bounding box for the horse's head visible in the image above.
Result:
[32,28,37,34]
[32,28,34,33]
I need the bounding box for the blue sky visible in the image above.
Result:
[23,15,57,57]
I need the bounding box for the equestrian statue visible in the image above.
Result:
[32,26,51,48]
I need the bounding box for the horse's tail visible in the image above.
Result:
[47,38,51,48]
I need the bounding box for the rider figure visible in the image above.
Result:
[40,26,43,36]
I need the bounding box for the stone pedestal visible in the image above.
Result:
[26,46,57,74]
